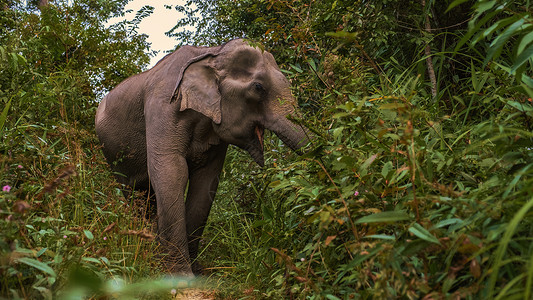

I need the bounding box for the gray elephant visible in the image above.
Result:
[95,39,309,275]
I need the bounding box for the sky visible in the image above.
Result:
[110,0,192,68]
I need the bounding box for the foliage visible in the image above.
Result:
[451,0,533,97]
[2,0,533,298]
[0,125,163,298]
[0,0,177,298]
[0,0,151,127]
[171,0,533,298]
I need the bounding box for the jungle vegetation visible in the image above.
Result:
[1,0,532,299]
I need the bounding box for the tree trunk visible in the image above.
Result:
[421,0,438,100]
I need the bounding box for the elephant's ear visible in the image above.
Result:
[171,53,222,124]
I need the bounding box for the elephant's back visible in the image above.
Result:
[95,75,146,142]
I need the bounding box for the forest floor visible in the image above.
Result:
[174,288,215,300]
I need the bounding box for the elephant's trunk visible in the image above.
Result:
[266,115,310,153]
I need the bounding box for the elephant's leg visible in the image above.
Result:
[147,149,192,275]
[185,144,228,273]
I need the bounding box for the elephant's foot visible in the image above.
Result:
[164,260,195,277]
[192,261,206,276]
[158,251,195,276]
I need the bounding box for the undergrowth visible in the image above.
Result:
[0,1,177,298]
[205,69,533,298]
[0,122,171,298]
[2,0,533,299]
[198,0,533,299]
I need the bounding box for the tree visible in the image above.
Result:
[0,0,151,127]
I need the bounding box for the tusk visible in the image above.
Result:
[255,126,264,149]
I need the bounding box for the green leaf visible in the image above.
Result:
[355,211,410,224]
[378,103,408,110]
[36,248,48,258]
[0,45,6,61]
[446,0,471,12]
[521,83,533,98]
[262,205,274,220]
[326,30,358,40]
[307,58,316,71]
[82,257,102,264]
[503,164,532,198]
[435,218,464,229]
[511,43,533,74]
[485,17,526,65]
[0,96,12,133]
[471,60,480,93]
[381,161,393,180]
[289,63,303,73]
[478,18,513,41]
[506,100,533,112]
[359,153,378,173]
[83,229,94,240]
[100,256,110,265]
[16,257,56,277]
[487,197,533,298]
[9,52,18,69]
[364,234,396,240]
[526,250,533,300]
[522,74,533,89]
[456,10,499,50]
[475,0,497,14]
[16,53,27,65]
[517,29,533,53]
[409,223,441,244]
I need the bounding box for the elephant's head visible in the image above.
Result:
[173,39,309,166]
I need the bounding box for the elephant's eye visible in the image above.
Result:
[254,82,266,94]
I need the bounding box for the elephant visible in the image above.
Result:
[95,39,309,275]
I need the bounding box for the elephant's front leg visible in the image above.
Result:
[185,144,228,273]
[147,149,192,275]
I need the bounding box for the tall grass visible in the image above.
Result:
[201,44,533,298]
[0,120,175,298]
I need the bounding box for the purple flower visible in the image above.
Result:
[2,185,11,192]
[354,191,359,197]
[63,235,67,239]
[103,237,107,240]
[17,165,23,169]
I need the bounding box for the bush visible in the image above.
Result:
[191,0,533,298]
[2,0,532,298]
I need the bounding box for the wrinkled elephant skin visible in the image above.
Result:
[95,39,309,275]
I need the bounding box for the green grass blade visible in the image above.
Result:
[409,223,441,245]
[454,10,499,52]
[517,30,533,54]
[487,197,533,299]
[494,273,527,300]
[354,211,410,224]
[484,17,526,66]
[511,43,533,74]
[0,97,12,133]
[526,250,533,300]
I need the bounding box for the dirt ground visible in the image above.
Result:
[174,288,215,300]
